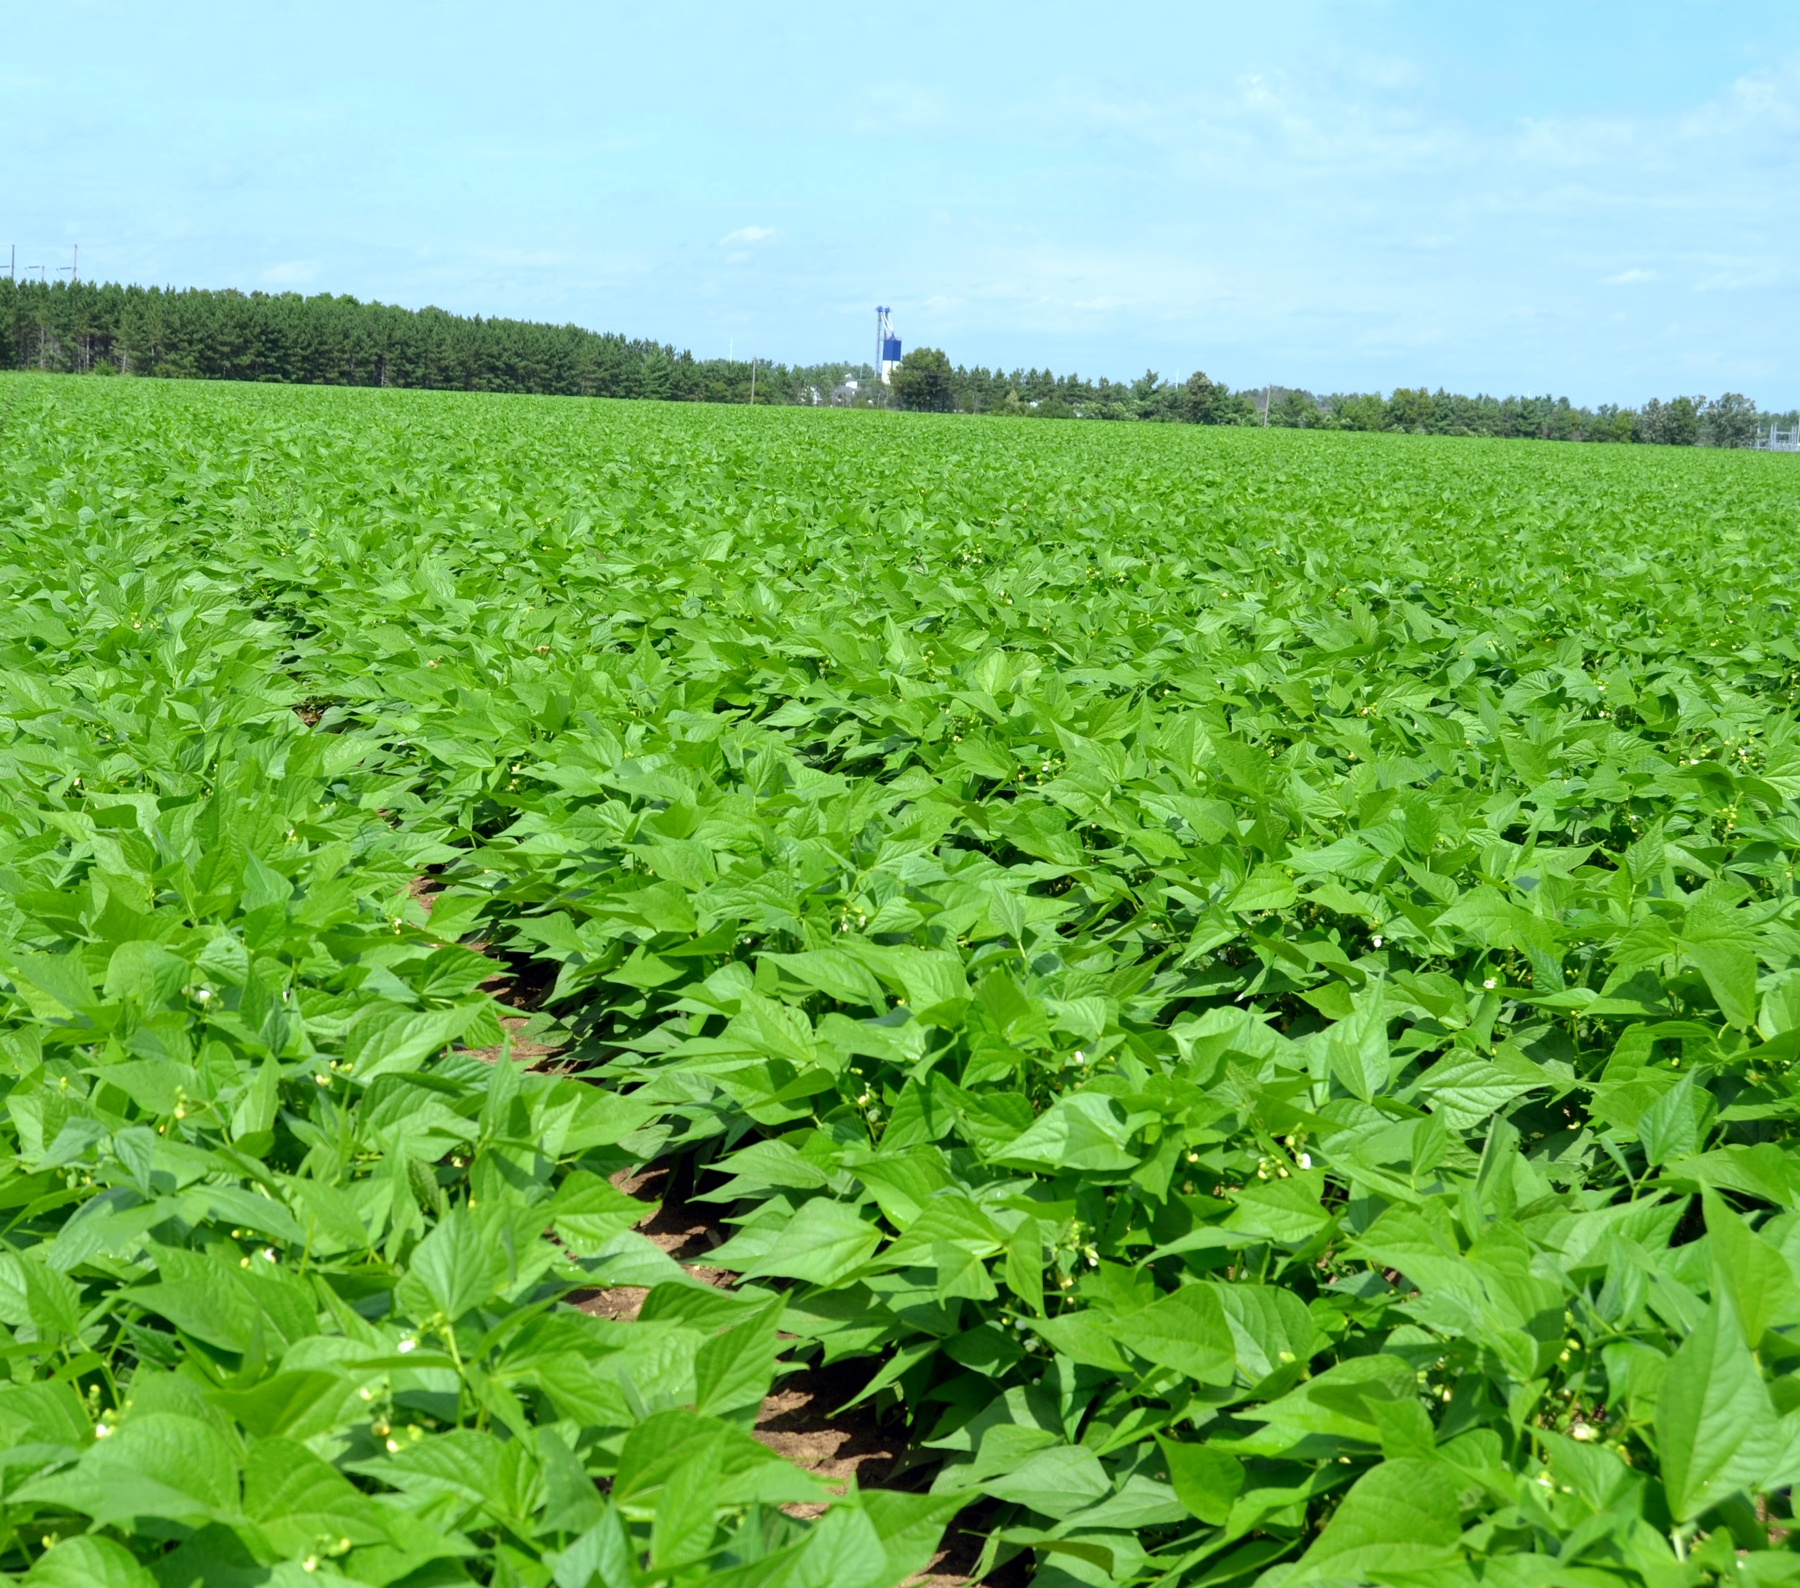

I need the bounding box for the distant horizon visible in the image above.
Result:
[8,271,1796,421]
[3,2,1796,409]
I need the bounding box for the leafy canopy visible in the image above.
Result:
[4,372,1800,1585]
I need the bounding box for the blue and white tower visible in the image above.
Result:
[876,306,901,384]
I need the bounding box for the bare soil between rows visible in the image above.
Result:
[410,875,1019,1583]
[573,1166,1024,1586]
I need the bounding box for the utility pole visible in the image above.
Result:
[749,357,757,405]
[1263,384,1271,426]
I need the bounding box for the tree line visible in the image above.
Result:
[0,278,787,402]
[2,278,1789,445]
[889,348,1795,446]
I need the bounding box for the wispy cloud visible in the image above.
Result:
[860,40,1800,396]
[1694,264,1781,292]
[719,226,776,247]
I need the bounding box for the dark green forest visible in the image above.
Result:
[0,278,778,403]
[3,277,1791,445]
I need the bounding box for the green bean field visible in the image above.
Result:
[5,371,1800,1587]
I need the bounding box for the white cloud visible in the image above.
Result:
[861,41,1798,397]
[1677,57,1800,139]
[1694,264,1781,292]
[719,226,776,246]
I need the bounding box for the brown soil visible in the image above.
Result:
[571,1165,735,1321]
[755,1355,903,1508]
[567,1166,1018,1585]
[458,1006,565,1067]
[406,880,1016,1584]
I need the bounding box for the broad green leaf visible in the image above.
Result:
[1657,1294,1783,1520]
[552,1507,635,1588]
[1226,1170,1334,1247]
[1706,1193,1800,1346]
[1033,1309,1134,1372]
[347,1004,478,1080]
[228,1059,279,1146]
[208,1370,350,1439]
[549,1170,653,1255]
[694,1298,784,1417]
[648,1432,723,1568]
[1230,865,1297,914]
[975,1443,1111,1513]
[859,1491,966,1587]
[1324,983,1390,1103]
[244,1437,390,1554]
[400,1204,513,1321]
[19,1411,239,1525]
[790,1502,889,1588]
[0,1381,91,1449]
[993,1092,1140,1172]
[765,949,888,1009]
[1005,1217,1046,1315]
[355,1427,507,1509]
[1638,1074,1717,1165]
[1682,904,1760,1030]
[1155,1436,1245,1524]
[1215,1281,1313,1384]
[738,1200,881,1286]
[1115,1283,1237,1385]
[23,1536,155,1588]
[1297,1457,1462,1577]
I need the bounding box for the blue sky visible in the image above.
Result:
[4,1,1797,404]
